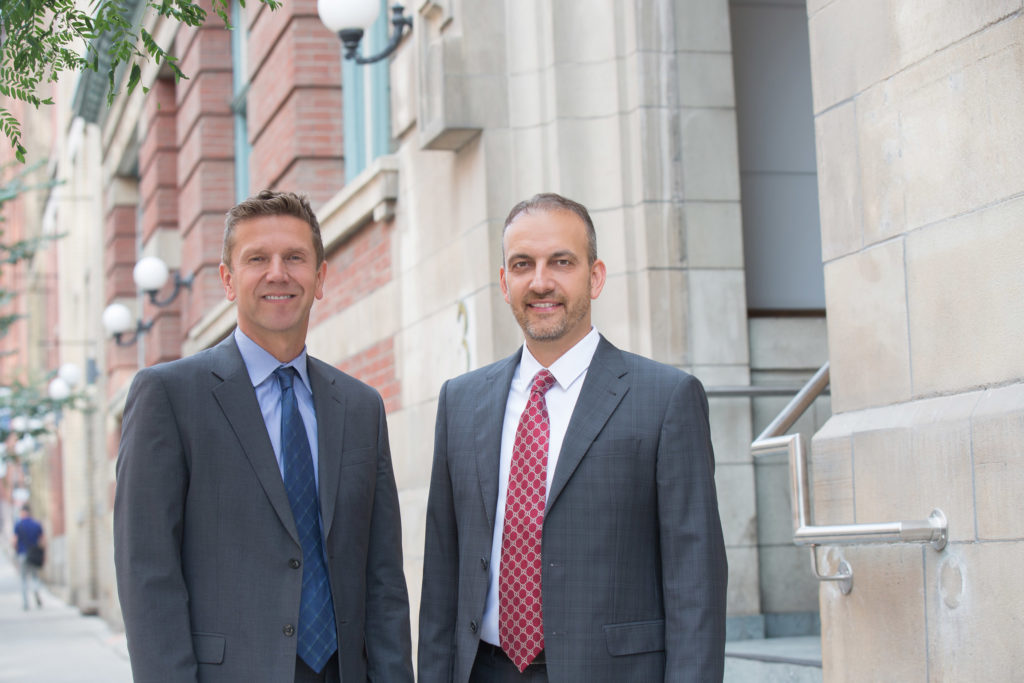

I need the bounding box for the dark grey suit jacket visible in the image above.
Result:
[418,336,727,682]
[114,336,413,682]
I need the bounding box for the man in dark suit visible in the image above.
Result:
[114,190,413,683]
[418,193,727,682]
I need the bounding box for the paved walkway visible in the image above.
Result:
[0,551,132,682]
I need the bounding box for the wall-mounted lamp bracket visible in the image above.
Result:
[339,5,413,64]
[147,271,194,308]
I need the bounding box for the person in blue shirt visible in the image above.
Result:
[12,504,44,610]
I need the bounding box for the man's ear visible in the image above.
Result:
[219,262,236,302]
[499,267,511,304]
[589,259,607,299]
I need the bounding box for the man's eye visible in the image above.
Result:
[248,256,265,263]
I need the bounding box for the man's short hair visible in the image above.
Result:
[222,190,325,268]
[21,504,30,514]
[502,193,598,265]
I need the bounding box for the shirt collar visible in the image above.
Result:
[233,328,311,392]
[519,326,600,391]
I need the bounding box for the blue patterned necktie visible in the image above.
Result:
[275,366,337,673]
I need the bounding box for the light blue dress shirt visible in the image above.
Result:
[234,328,321,489]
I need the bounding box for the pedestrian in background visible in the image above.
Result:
[13,503,44,610]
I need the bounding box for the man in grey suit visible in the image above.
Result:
[418,193,727,682]
[114,191,413,682]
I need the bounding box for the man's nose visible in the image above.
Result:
[266,255,288,279]
[529,266,553,292]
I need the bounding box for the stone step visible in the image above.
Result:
[724,635,822,682]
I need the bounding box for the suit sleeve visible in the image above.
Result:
[113,369,198,682]
[417,381,459,683]
[659,374,728,682]
[364,393,415,682]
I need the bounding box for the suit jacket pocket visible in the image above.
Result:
[340,446,375,467]
[192,632,226,664]
[603,619,665,656]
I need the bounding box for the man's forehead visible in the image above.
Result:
[504,208,586,244]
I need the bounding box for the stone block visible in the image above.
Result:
[819,545,927,682]
[387,400,436,492]
[823,240,911,412]
[749,317,829,371]
[725,545,762,616]
[808,0,893,111]
[926,541,1024,680]
[707,391,755,467]
[852,415,974,541]
[814,101,863,262]
[642,267,688,364]
[851,81,905,245]
[555,115,626,210]
[669,0,732,53]
[680,108,741,202]
[507,70,551,129]
[677,51,736,109]
[503,0,552,74]
[554,59,621,119]
[551,0,619,64]
[808,425,853,526]
[755,453,795,546]
[716,462,758,547]
[890,22,1024,231]
[683,201,744,269]
[906,198,1024,395]
[688,268,749,366]
[971,382,1024,540]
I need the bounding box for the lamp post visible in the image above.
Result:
[317,1,412,64]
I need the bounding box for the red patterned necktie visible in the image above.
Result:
[499,368,557,672]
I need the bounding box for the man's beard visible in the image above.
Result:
[513,291,590,343]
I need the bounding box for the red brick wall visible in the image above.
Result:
[175,14,235,336]
[247,1,344,206]
[137,78,184,367]
[338,338,401,414]
[313,219,399,411]
[312,220,393,324]
[103,203,139,388]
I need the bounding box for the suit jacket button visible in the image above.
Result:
[480,557,488,571]
[289,558,301,569]
[470,620,479,633]
[283,624,295,637]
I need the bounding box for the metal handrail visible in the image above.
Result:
[751,361,948,594]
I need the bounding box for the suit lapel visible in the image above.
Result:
[547,336,629,511]
[210,338,300,544]
[308,358,345,541]
[475,351,521,532]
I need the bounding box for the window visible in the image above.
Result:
[341,0,391,182]
[231,0,251,202]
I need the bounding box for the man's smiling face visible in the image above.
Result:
[500,208,606,365]
[220,214,326,360]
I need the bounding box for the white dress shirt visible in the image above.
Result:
[479,326,601,645]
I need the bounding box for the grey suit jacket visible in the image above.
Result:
[114,336,413,682]
[418,336,727,682]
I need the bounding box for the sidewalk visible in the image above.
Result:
[0,552,132,682]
